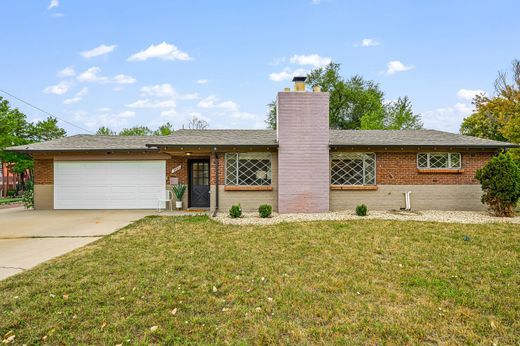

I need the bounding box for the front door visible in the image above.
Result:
[189,159,210,208]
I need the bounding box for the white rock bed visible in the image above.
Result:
[213,210,520,225]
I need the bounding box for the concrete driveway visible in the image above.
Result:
[0,207,153,280]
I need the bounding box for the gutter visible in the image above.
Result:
[212,153,219,217]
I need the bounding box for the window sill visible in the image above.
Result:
[330,185,378,191]
[224,186,273,191]
[417,169,464,174]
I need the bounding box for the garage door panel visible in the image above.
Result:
[54,160,166,209]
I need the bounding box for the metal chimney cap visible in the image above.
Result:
[292,76,307,82]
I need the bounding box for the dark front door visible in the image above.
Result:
[189,159,210,208]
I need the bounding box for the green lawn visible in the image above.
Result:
[0,197,22,205]
[1,216,519,344]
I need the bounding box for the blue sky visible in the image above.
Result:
[1,0,519,135]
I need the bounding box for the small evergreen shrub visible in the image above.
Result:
[356,204,368,216]
[7,189,16,197]
[229,204,242,218]
[22,180,34,209]
[258,204,272,218]
[475,152,520,217]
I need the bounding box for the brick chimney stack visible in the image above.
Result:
[276,77,330,213]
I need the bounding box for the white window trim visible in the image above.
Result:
[330,152,377,186]
[225,152,272,186]
[417,152,462,169]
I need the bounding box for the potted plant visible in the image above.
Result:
[172,183,187,209]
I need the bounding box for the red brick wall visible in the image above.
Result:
[167,157,188,184]
[375,151,494,185]
[211,153,225,185]
[34,159,53,185]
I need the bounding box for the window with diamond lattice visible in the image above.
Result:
[417,153,461,169]
[225,153,272,186]
[331,153,376,186]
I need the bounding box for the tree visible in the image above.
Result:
[460,59,520,150]
[119,126,152,136]
[186,116,209,130]
[475,152,520,216]
[0,96,65,196]
[361,97,423,130]
[96,126,116,135]
[153,122,174,136]
[266,62,421,130]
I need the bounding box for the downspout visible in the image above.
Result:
[212,153,219,217]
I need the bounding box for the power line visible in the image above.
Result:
[0,88,94,134]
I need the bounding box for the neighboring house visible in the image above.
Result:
[7,78,517,213]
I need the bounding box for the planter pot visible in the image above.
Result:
[176,201,183,209]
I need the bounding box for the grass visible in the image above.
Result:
[1,216,519,344]
[0,197,22,205]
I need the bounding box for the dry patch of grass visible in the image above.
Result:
[1,216,519,344]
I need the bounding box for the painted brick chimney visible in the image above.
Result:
[276,77,330,213]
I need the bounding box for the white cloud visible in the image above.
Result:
[72,109,136,130]
[358,38,380,47]
[77,67,107,83]
[385,60,415,75]
[196,79,208,84]
[63,87,88,104]
[126,99,177,109]
[43,80,72,95]
[269,67,308,82]
[57,66,75,78]
[80,44,117,59]
[127,42,191,62]
[197,95,254,120]
[457,88,486,101]
[422,102,474,133]
[51,12,64,17]
[77,67,136,84]
[270,57,286,66]
[140,84,176,97]
[311,0,321,4]
[289,54,331,67]
[160,109,178,118]
[48,0,59,9]
[112,74,136,84]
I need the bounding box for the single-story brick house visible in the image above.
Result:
[7,79,517,213]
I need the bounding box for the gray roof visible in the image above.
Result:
[329,129,516,148]
[6,129,516,152]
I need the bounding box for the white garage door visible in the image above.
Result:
[54,160,165,209]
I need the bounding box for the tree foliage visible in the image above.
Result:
[96,126,116,135]
[154,122,174,136]
[475,152,520,217]
[266,62,422,130]
[460,59,520,154]
[118,126,153,136]
[0,96,65,173]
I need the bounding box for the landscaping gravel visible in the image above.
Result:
[213,209,520,225]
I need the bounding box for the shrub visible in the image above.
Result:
[229,204,242,218]
[258,204,272,218]
[7,189,16,197]
[22,180,34,209]
[172,184,187,201]
[475,152,520,217]
[356,204,368,216]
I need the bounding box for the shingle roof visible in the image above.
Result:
[6,129,516,152]
[329,129,516,148]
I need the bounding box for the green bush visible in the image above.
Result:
[475,152,520,217]
[7,189,16,197]
[356,204,368,216]
[258,204,272,218]
[229,204,242,218]
[172,183,187,201]
[22,180,34,209]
